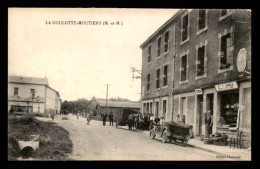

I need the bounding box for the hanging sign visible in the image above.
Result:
[237,48,247,72]
[195,88,203,95]
[215,81,238,92]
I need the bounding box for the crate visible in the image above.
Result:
[212,138,227,146]
[204,138,213,144]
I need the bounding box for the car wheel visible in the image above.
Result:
[150,130,156,139]
[162,131,168,143]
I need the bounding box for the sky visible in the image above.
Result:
[8,8,179,101]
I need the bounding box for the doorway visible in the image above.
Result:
[206,93,214,135]
[197,95,203,136]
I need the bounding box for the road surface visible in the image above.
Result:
[50,114,221,160]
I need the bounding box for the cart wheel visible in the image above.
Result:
[182,140,188,147]
[162,131,168,143]
[150,130,156,139]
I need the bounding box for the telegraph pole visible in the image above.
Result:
[105,84,110,113]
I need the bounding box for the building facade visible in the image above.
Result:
[140,9,251,148]
[8,76,62,114]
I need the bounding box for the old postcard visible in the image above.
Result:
[8,8,251,161]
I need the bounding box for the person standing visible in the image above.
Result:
[101,113,107,126]
[109,112,114,126]
[86,112,91,125]
[206,110,213,137]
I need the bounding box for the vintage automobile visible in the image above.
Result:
[149,121,193,146]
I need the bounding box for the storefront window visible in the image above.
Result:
[219,91,239,127]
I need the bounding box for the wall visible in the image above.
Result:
[8,101,45,113]
[238,81,251,148]
[8,83,45,98]
[8,83,46,113]
[173,9,251,95]
[46,87,58,111]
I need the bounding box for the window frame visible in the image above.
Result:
[196,40,208,80]
[181,12,190,45]
[147,44,152,63]
[156,68,160,89]
[14,87,19,96]
[196,9,208,35]
[30,88,36,97]
[218,27,234,73]
[164,29,170,54]
[157,35,162,58]
[146,73,150,93]
[163,64,168,87]
[180,50,189,84]
[219,9,233,21]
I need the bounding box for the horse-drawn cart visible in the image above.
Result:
[115,109,136,129]
[149,121,193,146]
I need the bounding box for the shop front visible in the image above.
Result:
[195,80,251,148]
[214,81,251,148]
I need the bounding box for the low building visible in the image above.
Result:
[8,75,62,114]
[94,98,141,117]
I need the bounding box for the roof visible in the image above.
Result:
[97,100,141,109]
[140,9,187,49]
[8,75,49,85]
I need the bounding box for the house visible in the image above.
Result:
[140,9,251,148]
[8,75,62,114]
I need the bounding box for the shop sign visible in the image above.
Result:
[237,48,247,72]
[215,81,238,92]
[195,88,203,95]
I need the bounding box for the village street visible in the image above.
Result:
[40,114,224,161]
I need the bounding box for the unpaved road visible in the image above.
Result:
[40,114,220,160]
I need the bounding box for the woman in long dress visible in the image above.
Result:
[86,113,91,125]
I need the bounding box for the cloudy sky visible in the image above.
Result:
[8,8,179,101]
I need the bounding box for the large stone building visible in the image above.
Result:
[140,9,251,148]
[8,76,62,114]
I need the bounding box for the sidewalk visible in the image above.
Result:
[137,129,251,161]
[187,138,251,161]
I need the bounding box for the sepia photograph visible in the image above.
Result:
[8,8,251,161]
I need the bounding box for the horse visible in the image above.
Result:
[133,115,139,131]
[125,115,135,131]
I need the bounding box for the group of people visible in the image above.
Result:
[101,112,114,126]
[125,113,166,131]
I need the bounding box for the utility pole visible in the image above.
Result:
[105,84,110,114]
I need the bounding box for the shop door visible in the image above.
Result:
[197,95,203,136]
[206,94,214,135]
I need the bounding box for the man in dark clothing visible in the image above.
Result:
[109,112,114,126]
[206,110,213,137]
[101,113,107,126]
